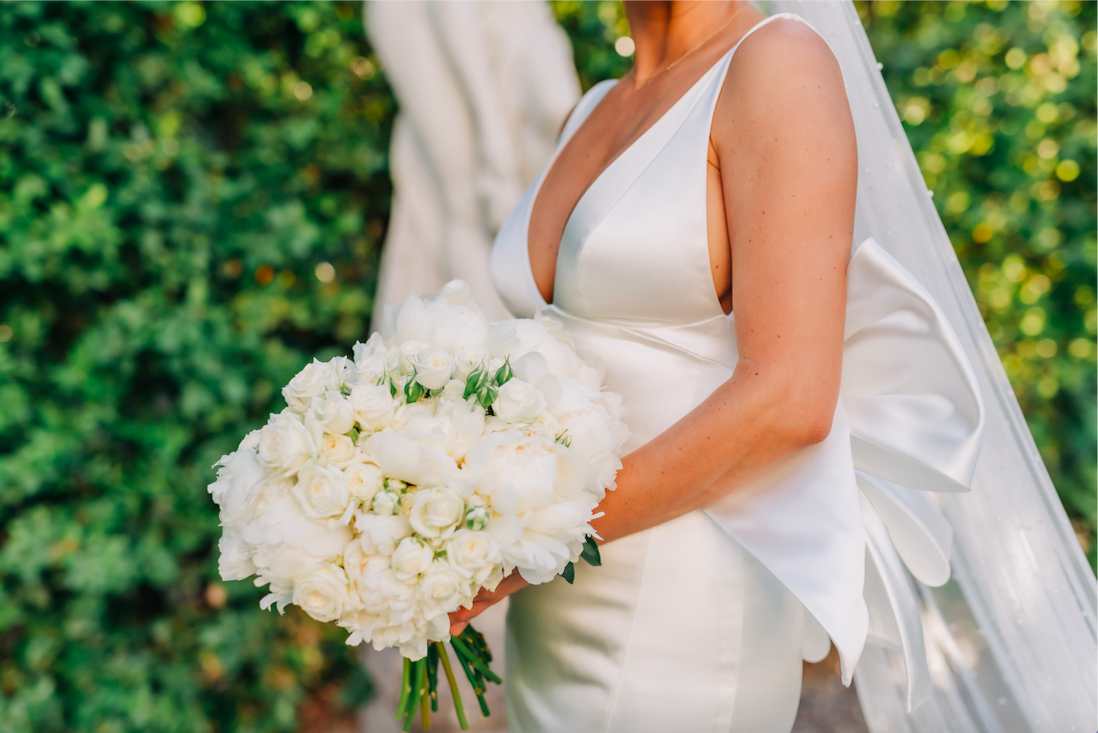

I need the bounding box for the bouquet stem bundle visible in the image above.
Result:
[396,624,501,731]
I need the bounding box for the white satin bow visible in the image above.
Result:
[706,237,984,710]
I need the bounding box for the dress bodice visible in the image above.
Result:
[491,17,755,326]
[490,12,985,710]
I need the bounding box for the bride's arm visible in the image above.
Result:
[592,19,857,543]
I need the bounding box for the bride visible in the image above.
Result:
[444,2,1095,731]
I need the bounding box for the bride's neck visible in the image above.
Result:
[623,1,749,86]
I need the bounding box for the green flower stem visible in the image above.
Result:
[421,661,431,730]
[395,657,411,721]
[452,636,502,685]
[436,642,469,730]
[402,659,424,732]
[427,644,439,712]
[451,642,485,708]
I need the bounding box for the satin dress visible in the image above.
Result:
[489,13,984,733]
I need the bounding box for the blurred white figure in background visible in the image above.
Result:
[360,3,579,731]
[365,0,580,332]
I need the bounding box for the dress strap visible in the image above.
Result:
[557,79,617,150]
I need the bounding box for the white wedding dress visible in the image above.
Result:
[489,13,986,733]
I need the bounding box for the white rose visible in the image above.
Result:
[454,345,485,378]
[293,464,353,520]
[391,537,435,581]
[321,433,357,466]
[282,360,332,413]
[327,356,355,392]
[440,379,466,402]
[344,460,384,502]
[418,561,470,617]
[414,348,454,391]
[400,340,431,371]
[308,391,356,436]
[292,562,354,622]
[348,382,398,431]
[492,379,547,424]
[408,487,465,540]
[257,411,318,478]
[445,529,501,582]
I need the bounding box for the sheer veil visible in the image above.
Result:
[757,2,1097,731]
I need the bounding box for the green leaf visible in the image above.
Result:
[493,358,513,387]
[579,537,601,567]
[560,562,575,584]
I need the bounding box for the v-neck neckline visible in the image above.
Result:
[522,16,777,308]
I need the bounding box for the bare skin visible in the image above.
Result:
[451,0,857,635]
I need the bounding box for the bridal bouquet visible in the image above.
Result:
[207,280,628,729]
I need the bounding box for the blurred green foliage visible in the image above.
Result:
[1,2,385,731]
[0,1,1094,732]
[557,0,1097,567]
[855,0,1097,567]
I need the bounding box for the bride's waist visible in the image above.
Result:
[545,307,738,447]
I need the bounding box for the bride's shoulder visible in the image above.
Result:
[714,15,852,145]
[724,15,846,105]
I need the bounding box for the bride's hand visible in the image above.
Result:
[448,572,529,636]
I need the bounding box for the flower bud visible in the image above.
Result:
[371,488,401,516]
[464,506,490,531]
[493,359,514,387]
[463,367,487,399]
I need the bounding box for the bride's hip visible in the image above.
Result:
[503,510,804,732]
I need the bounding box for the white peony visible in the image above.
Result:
[414,348,454,391]
[256,411,317,478]
[293,562,354,622]
[353,512,412,555]
[408,487,465,540]
[208,449,266,517]
[218,529,257,581]
[352,333,389,384]
[386,282,489,354]
[362,431,462,491]
[391,537,435,581]
[492,379,547,424]
[283,360,332,413]
[484,319,585,382]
